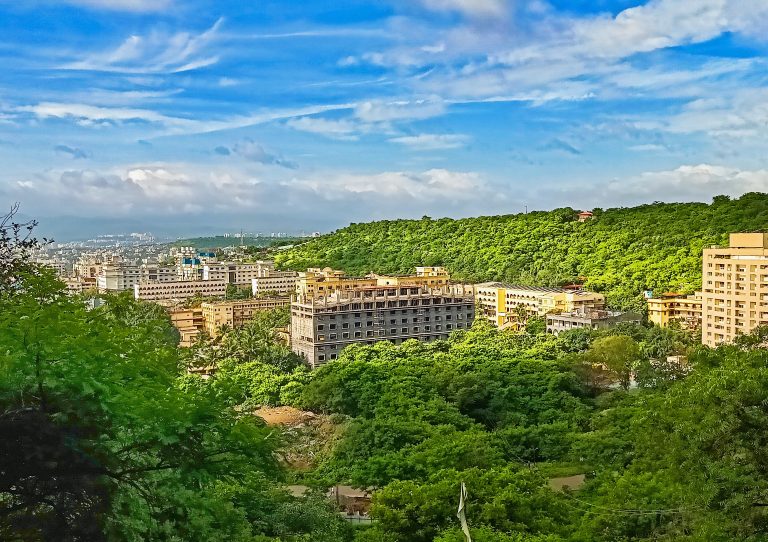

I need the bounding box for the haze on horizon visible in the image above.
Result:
[1,0,768,240]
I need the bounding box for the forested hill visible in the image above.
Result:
[276,193,768,309]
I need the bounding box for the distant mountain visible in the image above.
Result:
[275,193,768,310]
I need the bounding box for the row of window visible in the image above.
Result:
[316,322,465,341]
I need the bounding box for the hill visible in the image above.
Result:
[275,193,768,309]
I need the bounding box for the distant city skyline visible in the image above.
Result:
[2,0,768,239]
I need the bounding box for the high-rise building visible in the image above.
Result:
[290,284,474,369]
[702,232,768,346]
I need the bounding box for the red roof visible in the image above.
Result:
[578,211,593,216]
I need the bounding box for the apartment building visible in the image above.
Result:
[134,280,227,301]
[98,262,178,292]
[290,284,475,369]
[63,276,98,295]
[201,297,290,337]
[168,306,205,347]
[203,260,279,285]
[295,266,452,300]
[475,282,605,328]
[646,292,703,329]
[546,310,641,335]
[702,232,768,346]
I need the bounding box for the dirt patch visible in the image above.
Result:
[256,406,317,427]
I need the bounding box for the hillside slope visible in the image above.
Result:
[276,193,768,309]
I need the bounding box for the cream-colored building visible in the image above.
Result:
[702,232,768,346]
[475,282,605,329]
[203,260,280,285]
[291,284,474,369]
[252,273,299,296]
[201,297,290,337]
[168,306,205,347]
[134,280,227,302]
[646,292,702,329]
[295,266,451,301]
[98,263,178,292]
[63,276,98,295]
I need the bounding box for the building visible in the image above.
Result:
[134,280,227,302]
[63,276,98,295]
[702,232,768,346]
[295,266,452,301]
[546,310,641,335]
[168,306,205,347]
[201,297,291,337]
[97,262,178,292]
[290,284,474,369]
[475,282,605,329]
[252,273,299,296]
[203,260,280,285]
[646,292,703,329]
[577,211,594,222]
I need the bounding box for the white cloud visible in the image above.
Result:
[389,133,469,150]
[286,116,363,141]
[61,0,173,11]
[216,138,298,169]
[419,0,508,18]
[355,98,445,122]
[62,18,223,74]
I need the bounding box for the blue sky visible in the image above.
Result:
[1,0,768,239]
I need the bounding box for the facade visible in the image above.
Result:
[475,282,605,328]
[134,280,227,301]
[295,266,451,300]
[546,310,641,335]
[97,262,177,292]
[290,284,475,369]
[168,307,205,347]
[702,232,768,346]
[646,292,703,329]
[252,273,299,296]
[201,297,291,337]
[203,260,279,285]
[64,276,98,295]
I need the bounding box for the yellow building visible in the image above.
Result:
[201,297,290,337]
[702,232,768,346]
[295,267,451,301]
[168,307,205,347]
[646,292,702,329]
[475,282,605,329]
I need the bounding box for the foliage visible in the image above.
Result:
[276,193,768,309]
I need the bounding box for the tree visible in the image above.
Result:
[584,335,642,390]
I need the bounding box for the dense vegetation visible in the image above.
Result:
[7,204,768,541]
[276,193,768,309]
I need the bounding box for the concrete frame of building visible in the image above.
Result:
[201,297,291,338]
[546,310,642,335]
[290,284,474,369]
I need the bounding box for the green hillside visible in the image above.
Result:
[276,193,768,309]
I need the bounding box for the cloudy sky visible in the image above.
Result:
[2,0,768,239]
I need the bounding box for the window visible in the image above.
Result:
[329,333,337,339]
[447,324,453,330]
[366,330,374,337]
[354,331,362,338]
[354,321,362,328]
[389,329,396,335]
[330,353,338,360]
[425,325,431,331]
[413,327,419,332]
[390,319,396,325]
[342,323,349,329]
[329,323,337,330]
[342,332,349,338]
[318,354,325,361]
[318,334,325,341]
[401,327,408,333]
[401,318,408,324]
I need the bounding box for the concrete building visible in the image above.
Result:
[168,307,205,347]
[63,276,98,295]
[475,282,605,329]
[252,273,299,296]
[291,284,474,369]
[201,297,290,337]
[203,260,280,285]
[646,292,703,329]
[295,266,451,300]
[546,310,641,335]
[97,262,178,292]
[134,280,227,302]
[702,232,768,346]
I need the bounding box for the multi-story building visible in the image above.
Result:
[134,280,227,302]
[252,273,299,296]
[475,282,605,328]
[295,266,451,300]
[63,276,98,295]
[290,284,475,369]
[546,310,641,335]
[203,260,279,285]
[201,297,290,337]
[702,232,768,346]
[98,262,178,292]
[646,292,703,329]
[168,306,205,347]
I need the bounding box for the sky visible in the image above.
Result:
[1,0,768,239]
